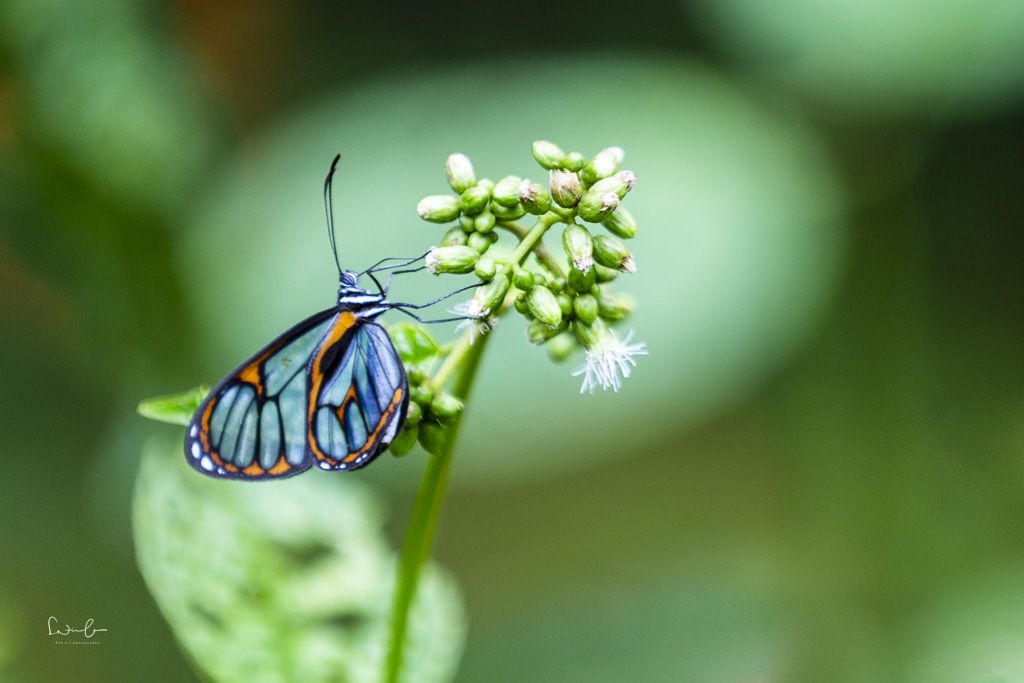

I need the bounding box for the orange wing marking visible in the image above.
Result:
[237,349,273,397]
[307,312,357,466]
[342,386,404,464]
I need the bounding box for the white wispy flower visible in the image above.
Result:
[425,247,440,274]
[449,299,495,345]
[572,328,647,394]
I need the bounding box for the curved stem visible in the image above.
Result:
[497,219,566,279]
[432,334,472,388]
[384,213,559,683]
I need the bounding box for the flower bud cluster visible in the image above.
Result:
[416,142,641,365]
[403,139,644,450]
[389,363,465,458]
[507,141,640,364]
[417,153,532,266]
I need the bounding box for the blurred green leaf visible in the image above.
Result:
[132,437,465,683]
[389,322,441,366]
[906,565,1024,683]
[137,387,209,426]
[0,585,22,678]
[1,0,214,213]
[690,0,1024,116]
[182,55,845,486]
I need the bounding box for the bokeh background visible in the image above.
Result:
[2,1,1024,681]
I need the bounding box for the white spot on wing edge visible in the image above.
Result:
[200,455,214,471]
[190,425,198,437]
[383,414,401,442]
[318,461,331,470]
[190,442,201,459]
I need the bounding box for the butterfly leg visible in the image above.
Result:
[379,264,434,295]
[387,281,483,309]
[390,307,481,325]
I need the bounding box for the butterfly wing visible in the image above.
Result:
[184,309,336,479]
[307,315,409,471]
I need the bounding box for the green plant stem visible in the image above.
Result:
[497,215,565,278]
[433,335,471,388]
[383,214,559,683]
[384,333,487,683]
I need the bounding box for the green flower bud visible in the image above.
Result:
[467,231,493,254]
[440,226,468,247]
[418,421,447,456]
[514,290,530,315]
[476,272,511,314]
[576,189,620,223]
[594,264,620,283]
[557,292,574,316]
[563,151,585,172]
[426,245,479,275]
[430,392,463,422]
[477,178,495,192]
[601,206,637,239]
[417,195,460,223]
[573,320,601,348]
[444,153,477,193]
[546,332,577,362]
[459,213,476,233]
[550,277,566,293]
[573,293,599,325]
[601,146,625,164]
[389,422,419,457]
[567,265,596,294]
[527,318,567,344]
[474,257,496,281]
[459,185,490,216]
[407,368,426,386]
[493,175,523,207]
[593,235,636,272]
[550,170,583,208]
[513,268,535,290]
[474,209,496,233]
[489,201,527,221]
[526,286,562,327]
[597,291,635,321]
[588,170,636,199]
[406,402,425,428]
[411,384,433,407]
[562,223,594,272]
[581,148,621,185]
[518,179,553,215]
[531,140,566,169]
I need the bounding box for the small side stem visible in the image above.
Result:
[383,213,559,683]
[497,216,565,279]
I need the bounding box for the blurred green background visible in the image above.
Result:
[2,1,1023,681]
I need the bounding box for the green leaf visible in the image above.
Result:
[388,323,441,365]
[137,386,209,426]
[132,437,465,683]
[0,584,21,677]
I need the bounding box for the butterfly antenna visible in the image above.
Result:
[323,153,343,278]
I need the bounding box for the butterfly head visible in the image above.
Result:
[340,270,359,288]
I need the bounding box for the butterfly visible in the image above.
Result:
[184,155,477,480]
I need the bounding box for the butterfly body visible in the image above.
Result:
[184,271,409,480]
